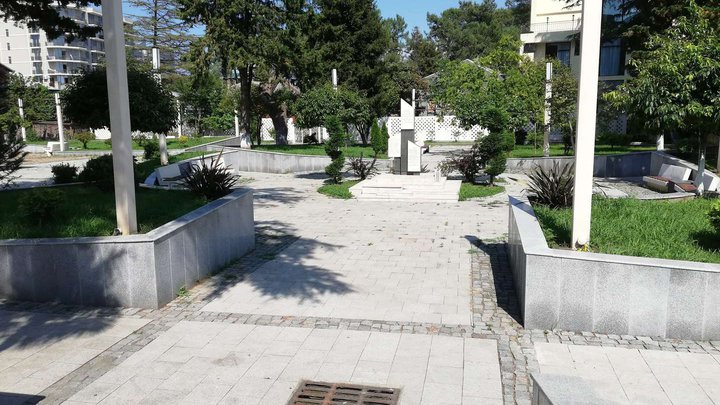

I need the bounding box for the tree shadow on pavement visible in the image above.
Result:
[205,220,354,305]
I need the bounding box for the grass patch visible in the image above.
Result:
[317,180,360,199]
[28,136,228,151]
[459,183,504,201]
[533,197,720,263]
[508,144,655,158]
[0,185,206,239]
[254,144,386,159]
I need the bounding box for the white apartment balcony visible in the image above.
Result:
[521,19,581,45]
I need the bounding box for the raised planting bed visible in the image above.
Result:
[0,188,255,309]
[508,195,720,340]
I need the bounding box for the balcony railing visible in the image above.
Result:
[522,19,581,34]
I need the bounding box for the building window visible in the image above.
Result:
[6,43,9,51]
[523,43,536,54]
[599,39,625,76]
[7,56,11,64]
[546,42,571,67]
[5,29,8,37]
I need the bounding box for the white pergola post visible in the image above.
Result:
[17,98,26,141]
[102,0,138,235]
[543,62,553,157]
[54,93,66,151]
[176,98,183,138]
[331,69,338,91]
[234,110,240,138]
[152,47,169,166]
[571,0,603,249]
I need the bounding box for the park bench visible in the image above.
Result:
[44,142,68,156]
[642,164,693,193]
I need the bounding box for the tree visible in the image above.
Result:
[126,0,196,76]
[607,2,720,193]
[427,0,519,61]
[0,0,101,40]
[173,71,224,136]
[0,74,55,137]
[407,28,442,77]
[370,121,387,155]
[324,115,345,183]
[61,64,176,134]
[506,0,531,28]
[0,137,27,188]
[292,85,372,143]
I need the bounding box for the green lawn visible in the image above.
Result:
[534,197,720,263]
[0,186,206,239]
[254,144,386,159]
[459,183,504,201]
[317,180,360,199]
[28,136,228,151]
[508,144,656,158]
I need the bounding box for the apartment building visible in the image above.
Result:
[0,4,106,90]
[519,0,628,86]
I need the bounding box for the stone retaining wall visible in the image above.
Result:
[508,195,720,340]
[0,189,255,309]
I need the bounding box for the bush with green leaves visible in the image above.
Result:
[74,131,96,149]
[144,140,160,160]
[18,188,64,226]
[346,153,378,180]
[51,163,78,184]
[78,154,123,191]
[370,121,388,155]
[441,144,483,183]
[528,162,575,208]
[302,133,318,144]
[710,200,720,232]
[324,116,346,183]
[485,155,506,185]
[183,154,238,201]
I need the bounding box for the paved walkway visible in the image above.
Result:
[0,172,719,405]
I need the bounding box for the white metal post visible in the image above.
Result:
[17,98,26,141]
[331,69,338,91]
[102,0,138,235]
[176,98,183,138]
[54,93,66,151]
[656,134,665,151]
[152,47,168,165]
[571,0,603,249]
[543,62,553,157]
[411,89,416,108]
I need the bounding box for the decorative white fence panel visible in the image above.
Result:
[386,115,487,144]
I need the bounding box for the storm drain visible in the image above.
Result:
[288,380,401,405]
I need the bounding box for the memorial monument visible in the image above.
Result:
[388,99,423,175]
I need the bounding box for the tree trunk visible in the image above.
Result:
[271,112,289,145]
[237,66,253,148]
[717,135,720,175]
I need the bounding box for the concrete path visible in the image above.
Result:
[68,321,502,405]
[203,172,508,326]
[0,310,148,404]
[535,343,720,404]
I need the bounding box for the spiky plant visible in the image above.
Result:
[182,152,238,201]
[527,162,575,208]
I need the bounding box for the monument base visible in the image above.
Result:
[349,173,461,202]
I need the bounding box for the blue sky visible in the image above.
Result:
[122,0,505,35]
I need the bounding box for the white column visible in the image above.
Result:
[102,0,138,235]
[656,134,665,151]
[176,99,183,137]
[571,0,603,249]
[151,47,168,165]
[159,134,168,165]
[331,69,338,90]
[543,62,553,157]
[17,98,26,141]
[234,110,240,138]
[54,93,65,151]
[411,89,416,108]
[717,136,720,175]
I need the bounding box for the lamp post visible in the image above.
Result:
[543,62,553,157]
[17,99,26,141]
[54,93,66,151]
[152,47,169,165]
[102,0,138,235]
[570,0,603,249]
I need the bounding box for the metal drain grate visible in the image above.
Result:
[288,380,401,405]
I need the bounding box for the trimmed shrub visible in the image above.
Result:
[78,154,116,191]
[183,153,238,201]
[177,135,189,145]
[370,121,387,155]
[144,140,160,160]
[324,116,345,183]
[74,131,96,149]
[485,155,507,185]
[303,133,319,144]
[19,188,63,226]
[51,163,78,184]
[528,162,575,208]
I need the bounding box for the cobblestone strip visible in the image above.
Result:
[468,242,720,405]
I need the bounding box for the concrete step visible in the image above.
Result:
[350,173,461,202]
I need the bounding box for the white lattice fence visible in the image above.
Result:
[386,116,486,143]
